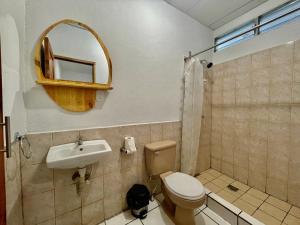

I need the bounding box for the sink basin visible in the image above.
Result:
[46,140,112,169]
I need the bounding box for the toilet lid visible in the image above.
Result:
[164,172,205,201]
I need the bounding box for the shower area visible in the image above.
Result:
[191,40,300,223]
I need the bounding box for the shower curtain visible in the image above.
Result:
[181,57,204,176]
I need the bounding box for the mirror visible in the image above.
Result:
[35,19,112,89]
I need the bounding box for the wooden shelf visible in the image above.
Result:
[36,79,113,90]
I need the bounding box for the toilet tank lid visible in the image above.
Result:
[145,140,176,151]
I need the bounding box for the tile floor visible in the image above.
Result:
[197,169,300,225]
[99,196,230,225]
[97,168,300,225]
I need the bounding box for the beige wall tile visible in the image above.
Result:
[5,143,23,225]
[294,63,300,82]
[22,133,52,166]
[23,190,55,225]
[294,40,300,62]
[37,219,55,225]
[271,43,294,65]
[251,49,271,69]
[268,122,290,143]
[237,55,252,73]
[292,82,300,103]
[223,90,235,104]
[211,157,221,171]
[250,121,268,139]
[82,176,104,206]
[55,184,81,216]
[269,106,291,123]
[52,130,79,146]
[22,163,53,196]
[121,166,139,194]
[269,65,293,84]
[291,106,300,123]
[288,160,300,207]
[270,82,292,103]
[150,123,163,142]
[104,171,122,197]
[267,175,288,201]
[104,194,122,219]
[251,68,270,86]
[54,168,77,187]
[236,88,251,104]
[56,209,81,225]
[250,106,269,122]
[82,200,104,225]
[79,128,105,141]
[223,75,236,91]
[221,161,234,177]
[236,73,251,89]
[251,86,269,104]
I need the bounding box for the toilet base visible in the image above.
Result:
[160,172,205,225]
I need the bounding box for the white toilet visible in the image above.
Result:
[145,140,205,225]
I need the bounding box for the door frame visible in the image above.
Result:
[0,37,7,225]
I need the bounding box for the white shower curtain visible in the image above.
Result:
[181,57,204,176]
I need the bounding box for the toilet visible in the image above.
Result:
[145,140,205,225]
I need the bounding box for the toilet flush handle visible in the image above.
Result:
[154,151,160,155]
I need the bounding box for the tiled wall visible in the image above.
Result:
[21,121,181,225]
[210,40,300,207]
[5,142,23,225]
[197,70,212,174]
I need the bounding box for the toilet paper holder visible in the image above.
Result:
[120,136,137,154]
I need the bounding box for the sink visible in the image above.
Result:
[46,140,112,169]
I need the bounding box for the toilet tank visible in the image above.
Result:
[145,140,176,177]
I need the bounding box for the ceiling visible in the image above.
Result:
[164,0,268,30]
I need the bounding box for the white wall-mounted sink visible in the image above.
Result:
[46,140,112,169]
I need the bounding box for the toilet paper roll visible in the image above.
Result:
[124,136,136,154]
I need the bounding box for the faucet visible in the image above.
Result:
[76,136,84,146]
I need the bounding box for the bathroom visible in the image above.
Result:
[0,0,300,225]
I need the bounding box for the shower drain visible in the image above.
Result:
[227,184,239,192]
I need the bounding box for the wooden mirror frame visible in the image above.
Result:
[34,19,112,112]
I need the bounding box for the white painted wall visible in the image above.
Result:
[0,0,27,138]
[213,0,300,64]
[24,0,213,132]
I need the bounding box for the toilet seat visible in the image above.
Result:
[164,172,205,201]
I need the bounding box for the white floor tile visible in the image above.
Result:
[127,219,143,225]
[106,210,136,225]
[195,212,218,225]
[148,199,159,211]
[142,207,174,225]
[202,207,231,225]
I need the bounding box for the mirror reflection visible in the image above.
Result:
[40,22,110,84]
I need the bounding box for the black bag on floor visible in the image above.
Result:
[126,184,150,219]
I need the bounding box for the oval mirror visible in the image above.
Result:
[35,19,112,89]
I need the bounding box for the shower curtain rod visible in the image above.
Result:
[185,7,300,61]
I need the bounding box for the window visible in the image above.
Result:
[215,0,300,51]
[215,21,255,51]
[259,0,300,33]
